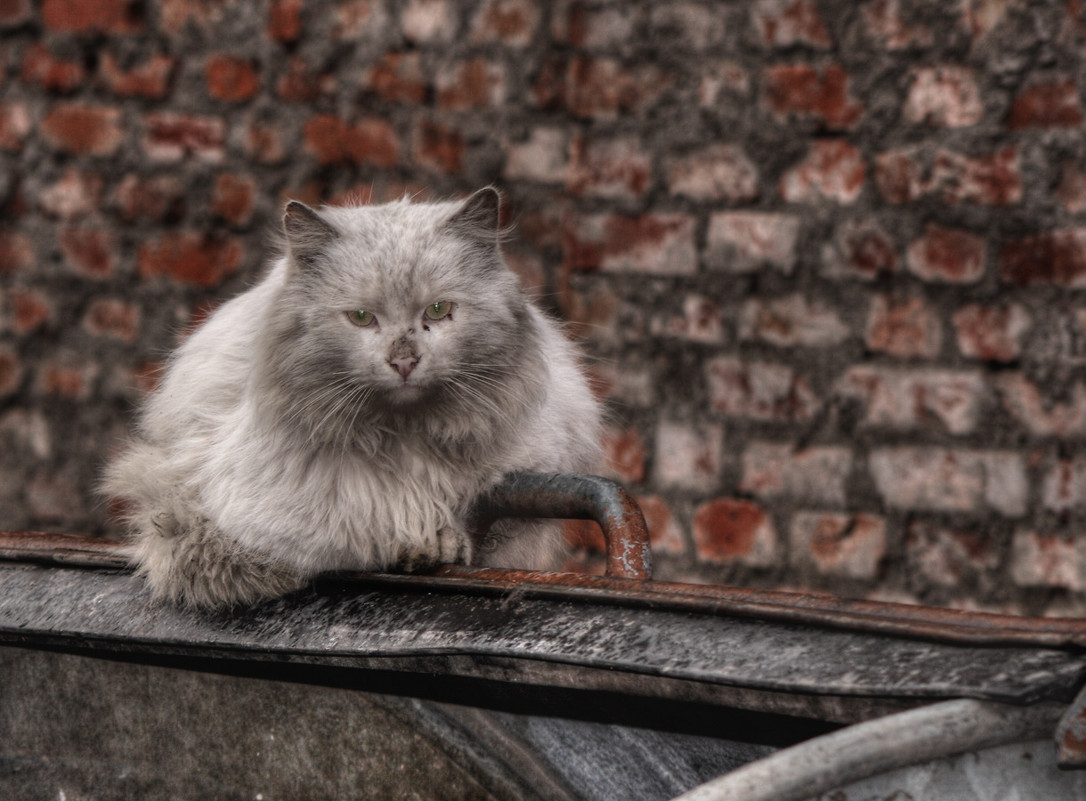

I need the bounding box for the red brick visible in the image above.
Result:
[1010,531,1086,591]
[554,4,637,49]
[0,0,31,27]
[0,231,33,274]
[904,66,983,127]
[98,53,174,98]
[559,56,671,120]
[333,0,388,39]
[83,298,140,342]
[739,294,849,348]
[637,496,685,555]
[740,442,853,504]
[0,345,21,396]
[138,233,242,288]
[158,0,229,35]
[206,55,261,103]
[906,224,986,283]
[0,104,30,150]
[142,112,225,162]
[563,518,606,555]
[861,0,933,49]
[865,295,942,359]
[600,425,646,484]
[112,174,184,222]
[1009,80,1084,128]
[504,128,569,183]
[567,136,651,199]
[244,119,287,165]
[999,229,1086,287]
[436,58,506,110]
[792,513,886,579]
[60,228,113,279]
[705,212,800,273]
[564,214,697,275]
[470,0,539,46]
[268,0,302,41]
[401,0,456,43]
[961,0,1014,41]
[9,289,51,334]
[649,4,728,50]
[38,169,101,219]
[1057,163,1086,213]
[653,420,723,492]
[413,119,462,173]
[953,303,1030,362]
[764,65,864,130]
[821,219,898,280]
[1042,457,1086,511]
[996,373,1086,438]
[874,146,1021,205]
[561,285,620,344]
[780,140,865,204]
[276,57,336,103]
[699,61,751,106]
[870,447,1027,515]
[37,361,98,400]
[838,365,986,434]
[752,0,832,47]
[303,115,398,168]
[42,105,123,156]
[667,144,758,202]
[693,498,777,567]
[651,294,725,344]
[364,52,425,104]
[21,43,85,91]
[42,0,141,33]
[211,173,256,227]
[705,356,819,422]
[906,522,996,587]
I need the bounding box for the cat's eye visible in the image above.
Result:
[424,301,454,321]
[346,309,377,327]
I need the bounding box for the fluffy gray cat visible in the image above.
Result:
[103,188,602,609]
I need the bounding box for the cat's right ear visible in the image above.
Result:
[283,201,338,268]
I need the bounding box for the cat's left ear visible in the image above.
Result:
[446,187,502,245]
[283,200,338,268]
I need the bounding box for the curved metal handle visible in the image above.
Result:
[470,473,653,580]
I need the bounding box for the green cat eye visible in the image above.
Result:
[346,309,377,327]
[424,301,454,321]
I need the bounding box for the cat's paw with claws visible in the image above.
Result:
[395,526,472,572]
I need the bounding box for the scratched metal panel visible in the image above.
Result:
[2,562,1085,705]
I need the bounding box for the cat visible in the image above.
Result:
[103,188,602,609]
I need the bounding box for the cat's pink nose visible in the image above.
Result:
[389,356,418,379]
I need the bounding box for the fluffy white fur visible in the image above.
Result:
[103,189,601,608]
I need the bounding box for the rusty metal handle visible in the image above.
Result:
[470,473,653,580]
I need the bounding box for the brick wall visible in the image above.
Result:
[2,0,1086,615]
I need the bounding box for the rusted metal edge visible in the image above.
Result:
[3,529,1086,650]
[1056,683,1086,767]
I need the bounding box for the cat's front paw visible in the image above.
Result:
[396,526,472,572]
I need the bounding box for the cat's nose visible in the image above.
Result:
[389,356,419,379]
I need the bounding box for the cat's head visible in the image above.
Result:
[272,188,534,419]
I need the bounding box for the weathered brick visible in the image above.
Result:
[903,66,983,127]
[42,0,141,33]
[0,0,31,27]
[0,345,21,396]
[751,0,832,48]
[961,0,1014,40]
[861,0,933,49]
[1010,530,1086,591]
[21,43,85,91]
[364,52,425,104]
[413,119,463,173]
[0,231,34,274]
[764,65,863,130]
[649,3,729,50]
[98,53,174,98]
[9,289,51,334]
[693,498,777,567]
[699,61,751,106]
[1009,80,1084,128]
[820,219,899,280]
[706,356,819,422]
[138,232,242,288]
[838,365,986,434]
[60,228,113,279]
[584,360,656,408]
[304,115,398,168]
[211,173,256,227]
[874,146,1022,205]
[791,512,886,579]
[600,425,646,484]
[112,174,184,222]
[553,3,637,49]
[244,119,287,165]
[1057,163,1086,213]
[667,144,758,202]
[565,214,697,275]
[504,128,569,183]
[277,57,336,103]
[334,0,390,39]
[1042,457,1086,511]
[401,0,457,43]
[638,495,685,555]
[996,373,1086,438]
[36,360,98,400]
[206,55,261,103]
[705,212,800,273]
[0,104,30,150]
[0,409,51,459]
[268,0,302,42]
[142,113,225,163]
[739,294,850,348]
[870,447,1027,516]
[83,298,140,342]
[567,136,652,199]
[953,303,1030,362]
[906,224,986,283]
[653,419,724,492]
[26,470,86,524]
[906,522,997,587]
[42,105,123,156]
[780,140,865,204]
[563,518,606,556]
[560,57,671,120]
[38,169,101,219]
[865,295,942,359]
[650,294,725,344]
[436,57,506,110]
[740,442,853,505]
[470,0,539,47]
[999,229,1086,287]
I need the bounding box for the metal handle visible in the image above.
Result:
[470,473,653,580]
